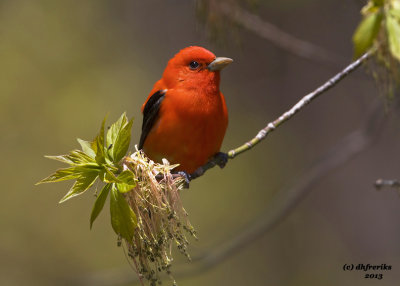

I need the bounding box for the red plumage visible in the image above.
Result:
[140,46,231,174]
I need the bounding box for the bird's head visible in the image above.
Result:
[161,46,233,89]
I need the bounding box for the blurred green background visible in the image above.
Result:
[2,0,400,285]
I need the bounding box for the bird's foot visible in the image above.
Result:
[176,171,191,188]
[190,152,228,181]
[173,153,228,186]
[213,152,228,169]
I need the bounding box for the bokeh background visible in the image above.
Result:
[2,0,400,285]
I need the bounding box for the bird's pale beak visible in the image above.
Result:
[207,57,233,71]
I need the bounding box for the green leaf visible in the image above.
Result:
[113,118,133,163]
[117,170,136,185]
[59,172,99,203]
[110,184,137,242]
[372,0,384,7]
[44,155,76,165]
[390,8,400,19]
[100,166,120,183]
[116,183,134,193]
[116,170,136,193]
[70,150,96,163]
[353,11,383,58]
[106,113,133,163]
[45,150,95,165]
[90,183,111,228]
[77,138,96,158]
[106,113,127,151]
[387,14,400,61]
[362,1,380,15]
[36,167,82,184]
[36,164,101,184]
[94,116,107,164]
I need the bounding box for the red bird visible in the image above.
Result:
[139,46,232,177]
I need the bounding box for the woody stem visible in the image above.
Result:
[227,49,374,159]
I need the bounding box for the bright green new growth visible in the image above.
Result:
[353,0,400,99]
[353,0,400,59]
[37,113,195,285]
[353,7,383,59]
[36,113,136,233]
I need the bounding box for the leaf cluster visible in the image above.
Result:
[353,0,400,100]
[353,1,383,58]
[37,113,137,242]
[37,113,195,284]
[353,0,400,60]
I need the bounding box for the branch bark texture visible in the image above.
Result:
[79,102,384,286]
[228,50,373,158]
[76,50,381,286]
[191,50,374,180]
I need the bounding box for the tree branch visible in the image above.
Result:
[75,49,381,285]
[78,102,384,286]
[184,103,384,276]
[228,50,373,158]
[374,179,400,192]
[191,50,375,180]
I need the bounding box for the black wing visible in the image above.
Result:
[139,90,166,150]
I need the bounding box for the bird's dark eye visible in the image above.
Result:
[189,61,200,70]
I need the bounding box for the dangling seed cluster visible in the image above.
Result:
[122,150,197,285]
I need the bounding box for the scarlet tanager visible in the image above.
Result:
[139,46,232,178]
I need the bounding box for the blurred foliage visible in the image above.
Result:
[353,0,400,100]
[0,1,153,284]
[195,0,320,45]
[195,0,245,46]
[37,113,196,284]
[3,0,400,285]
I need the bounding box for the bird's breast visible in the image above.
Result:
[143,88,228,173]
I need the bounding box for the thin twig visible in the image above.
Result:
[191,49,375,180]
[228,50,373,158]
[374,179,400,191]
[183,103,384,277]
[78,103,384,286]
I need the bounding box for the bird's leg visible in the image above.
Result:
[176,171,191,188]
[169,152,229,187]
[213,152,228,168]
[190,167,205,180]
[190,152,229,180]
